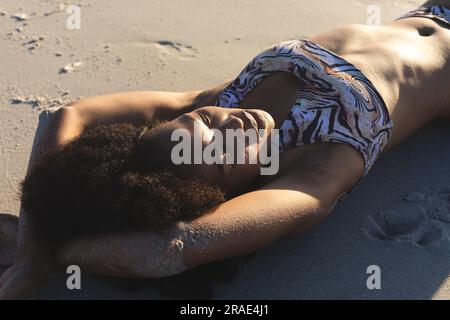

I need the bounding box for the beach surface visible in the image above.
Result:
[1,0,449,299]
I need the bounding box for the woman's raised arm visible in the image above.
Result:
[0,87,218,299]
[58,184,330,279]
[63,78,234,131]
[64,90,202,128]
[59,143,363,278]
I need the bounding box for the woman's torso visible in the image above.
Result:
[204,18,449,152]
[309,19,449,150]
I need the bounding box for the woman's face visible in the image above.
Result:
[141,106,275,192]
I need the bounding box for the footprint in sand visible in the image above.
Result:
[366,188,450,247]
[425,191,450,224]
[151,40,198,61]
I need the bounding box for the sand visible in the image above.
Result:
[1,0,450,299]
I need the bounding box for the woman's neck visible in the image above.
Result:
[239,71,302,128]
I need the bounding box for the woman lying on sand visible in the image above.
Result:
[1,0,450,298]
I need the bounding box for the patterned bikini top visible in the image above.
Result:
[213,39,390,158]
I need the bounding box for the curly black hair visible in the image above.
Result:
[21,121,225,244]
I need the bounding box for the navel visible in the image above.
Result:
[417,26,436,37]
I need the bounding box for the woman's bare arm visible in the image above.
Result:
[59,188,327,278]
[0,88,218,299]
[63,78,233,129]
[65,91,202,128]
[59,143,363,278]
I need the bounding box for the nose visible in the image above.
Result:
[217,116,244,163]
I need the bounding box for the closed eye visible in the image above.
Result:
[198,112,212,128]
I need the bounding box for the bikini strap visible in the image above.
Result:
[396,5,450,27]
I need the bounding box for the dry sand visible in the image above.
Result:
[1,0,449,299]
